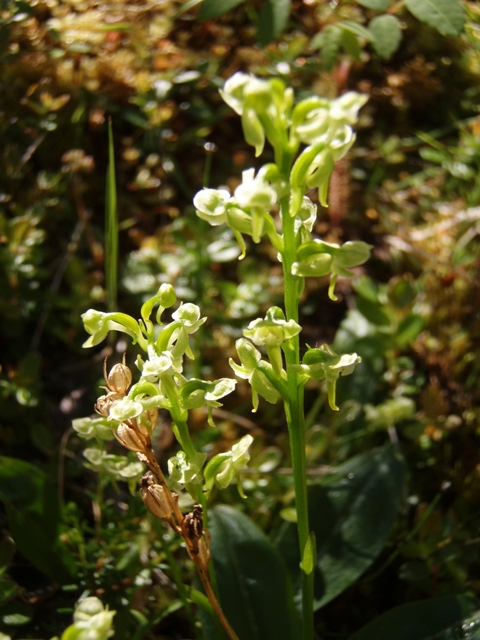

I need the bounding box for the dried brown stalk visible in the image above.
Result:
[96,358,240,640]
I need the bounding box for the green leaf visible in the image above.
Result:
[311,25,343,70]
[199,0,246,20]
[300,533,316,575]
[396,313,424,347]
[274,444,406,609]
[337,20,373,40]
[368,15,402,59]
[0,457,75,583]
[356,296,392,326]
[404,0,465,37]
[257,0,291,46]
[0,578,17,607]
[356,0,391,10]
[202,505,300,640]
[0,539,15,569]
[0,601,33,626]
[340,28,362,60]
[348,595,480,640]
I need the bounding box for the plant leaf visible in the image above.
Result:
[199,0,246,20]
[356,0,391,10]
[257,0,291,46]
[368,15,402,59]
[274,444,406,610]
[340,28,362,61]
[201,505,300,640]
[0,457,75,583]
[337,20,373,41]
[311,25,343,70]
[348,595,480,640]
[404,0,465,37]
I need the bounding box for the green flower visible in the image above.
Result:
[229,338,281,412]
[72,416,114,441]
[293,344,361,411]
[243,307,301,376]
[181,378,237,427]
[293,92,367,146]
[108,397,143,422]
[82,310,143,349]
[168,450,207,495]
[219,73,275,156]
[172,303,206,334]
[141,352,178,381]
[193,188,231,226]
[204,434,254,498]
[292,239,372,300]
[69,596,116,640]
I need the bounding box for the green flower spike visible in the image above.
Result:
[229,338,281,412]
[204,434,254,498]
[243,307,301,377]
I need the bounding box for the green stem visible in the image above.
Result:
[172,419,197,461]
[280,196,314,640]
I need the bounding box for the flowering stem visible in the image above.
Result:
[280,196,314,640]
[171,419,197,461]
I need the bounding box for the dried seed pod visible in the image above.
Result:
[183,504,204,542]
[106,358,132,396]
[95,392,122,417]
[137,407,158,437]
[140,473,171,519]
[115,422,146,453]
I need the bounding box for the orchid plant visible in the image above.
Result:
[75,72,370,640]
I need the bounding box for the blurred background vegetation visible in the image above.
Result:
[1,0,480,638]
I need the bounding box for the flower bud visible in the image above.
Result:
[157,283,176,308]
[82,310,109,347]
